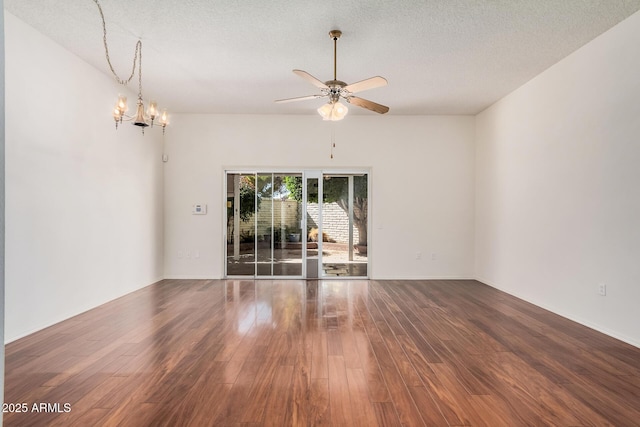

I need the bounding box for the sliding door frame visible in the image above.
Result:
[223,168,371,279]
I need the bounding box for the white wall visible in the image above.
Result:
[163,114,475,280]
[4,13,164,342]
[1,0,6,419]
[476,11,640,346]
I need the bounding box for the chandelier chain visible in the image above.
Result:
[92,0,142,97]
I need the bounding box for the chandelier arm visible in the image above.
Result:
[92,0,140,86]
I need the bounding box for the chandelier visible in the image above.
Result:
[93,0,168,134]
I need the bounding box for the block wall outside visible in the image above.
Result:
[306,203,360,244]
[235,200,360,244]
[237,199,302,240]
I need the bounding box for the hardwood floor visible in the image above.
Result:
[4,279,640,426]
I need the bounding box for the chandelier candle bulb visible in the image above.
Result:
[147,101,158,120]
[160,109,169,126]
[117,95,127,112]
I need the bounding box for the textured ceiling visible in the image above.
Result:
[5,0,640,115]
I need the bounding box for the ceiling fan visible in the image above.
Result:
[276,30,389,120]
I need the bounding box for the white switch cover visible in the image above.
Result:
[193,204,207,215]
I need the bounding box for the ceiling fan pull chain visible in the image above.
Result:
[330,125,336,159]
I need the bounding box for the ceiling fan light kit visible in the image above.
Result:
[276,29,389,120]
[317,101,348,121]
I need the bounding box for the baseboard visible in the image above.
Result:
[163,275,477,281]
[476,276,640,349]
[163,275,220,280]
[372,276,476,281]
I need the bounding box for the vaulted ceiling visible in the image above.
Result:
[6,0,640,115]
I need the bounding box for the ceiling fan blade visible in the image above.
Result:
[275,94,325,103]
[344,76,388,93]
[293,69,329,89]
[348,96,390,114]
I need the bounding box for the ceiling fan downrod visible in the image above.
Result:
[329,30,341,81]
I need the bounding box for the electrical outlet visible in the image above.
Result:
[598,284,606,296]
[431,253,437,261]
[416,252,422,260]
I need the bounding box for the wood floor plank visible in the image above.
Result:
[354,294,383,343]
[468,394,528,427]
[341,330,362,369]
[375,284,444,363]
[100,401,160,427]
[437,339,494,396]
[346,368,379,427]
[308,378,331,426]
[69,376,127,411]
[222,334,258,384]
[428,362,484,425]
[368,286,425,388]
[212,358,261,425]
[352,327,390,402]
[67,408,110,427]
[4,279,640,426]
[327,329,343,356]
[240,349,282,423]
[327,355,355,427]
[91,374,150,410]
[407,385,449,426]
[373,401,402,427]
[311,331,329,379]
[290,334,313,427]
[369,340,426,427]
[477,351,609,426]
[262,364,294,427]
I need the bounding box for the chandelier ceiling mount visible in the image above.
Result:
[92,0,168,134]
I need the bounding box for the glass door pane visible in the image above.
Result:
[226,173,256,276]
[305,175,320,279]
[256,173,273,276]
[321,174,368,277]
[273,174,303,276]
[352,174,369,276]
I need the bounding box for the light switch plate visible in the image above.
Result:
[193,204,207,215]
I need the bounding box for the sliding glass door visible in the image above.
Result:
[226,173,256,276]
[225,170,368,278]
[226,172,303,277]
[320,174,368,277]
